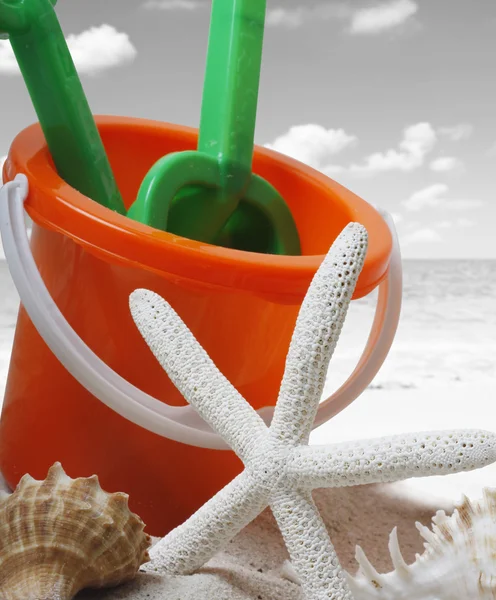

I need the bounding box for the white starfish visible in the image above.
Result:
[129,223,496,600]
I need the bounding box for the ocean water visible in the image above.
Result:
[323,259,496,397]
[0,259,495,398]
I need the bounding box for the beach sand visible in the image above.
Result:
[72,381,495,599]
[0,381,490,599]
[0,258,495,597]
[76,484,450,600]
[0,261,496,600]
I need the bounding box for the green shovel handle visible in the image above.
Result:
[0,0,125,214]
[198,0,266,184]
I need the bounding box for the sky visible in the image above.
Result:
[0,0,495,259]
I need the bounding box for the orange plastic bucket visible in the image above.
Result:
[0,116,392,535]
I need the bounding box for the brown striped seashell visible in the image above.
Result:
[0,462,152,599]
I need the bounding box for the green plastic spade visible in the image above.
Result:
[127,0,301,255]
[0,0,125,214]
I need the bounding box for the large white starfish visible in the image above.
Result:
[129,223,496,600]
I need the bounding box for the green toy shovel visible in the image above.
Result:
[0,0,125,214]
[127,0,301,255]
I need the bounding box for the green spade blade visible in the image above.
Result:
[127,0,301,255]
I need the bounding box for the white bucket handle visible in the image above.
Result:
[0,174,402,449]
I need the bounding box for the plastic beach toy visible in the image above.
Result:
[1,0,297,253]
[127,0,301,255]
[0,0,125,214]
[0,117,399,535]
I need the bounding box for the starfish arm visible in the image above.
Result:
[271,488,354,600]
[287,429,496,489]
[130,289,267,460]
[143,471,270,576]
[270,223,368,447]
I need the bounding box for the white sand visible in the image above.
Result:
[0,382,490,598]
[76,485,452,600]
[0,332,494,598]
[1,258,495,597]
[72,382,496,599]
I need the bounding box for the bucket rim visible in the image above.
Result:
[3,115,392,300]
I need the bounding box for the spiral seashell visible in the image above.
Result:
[347,487,496,599]
[0,462,152,600]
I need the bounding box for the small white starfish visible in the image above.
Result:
[129,223,496,600]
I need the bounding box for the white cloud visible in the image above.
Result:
[403,183,450,211]
[265,121,471,182]
[266,8,306,28]
[348,122,436,175]
[265,124,357,171]
[439,123,474,142]
[400,227,443,246]
[436,220,452,229]
[401,216,475,248]
[402,183,485,212]
[429,156,463,172]
[267,5,350,29]
[266,0,418,34]
[350,0,418,35]
[401,227,443,245]
[66,26,137,75]
[143,0,202,9]
[0,25,136,76]
[266,122,441,178]
[437,217,475,229]
[456,217,475,228]
[323,164,346,176]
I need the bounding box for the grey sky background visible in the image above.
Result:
[0,0,494,258]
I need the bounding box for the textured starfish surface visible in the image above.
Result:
[129,223,496,600]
